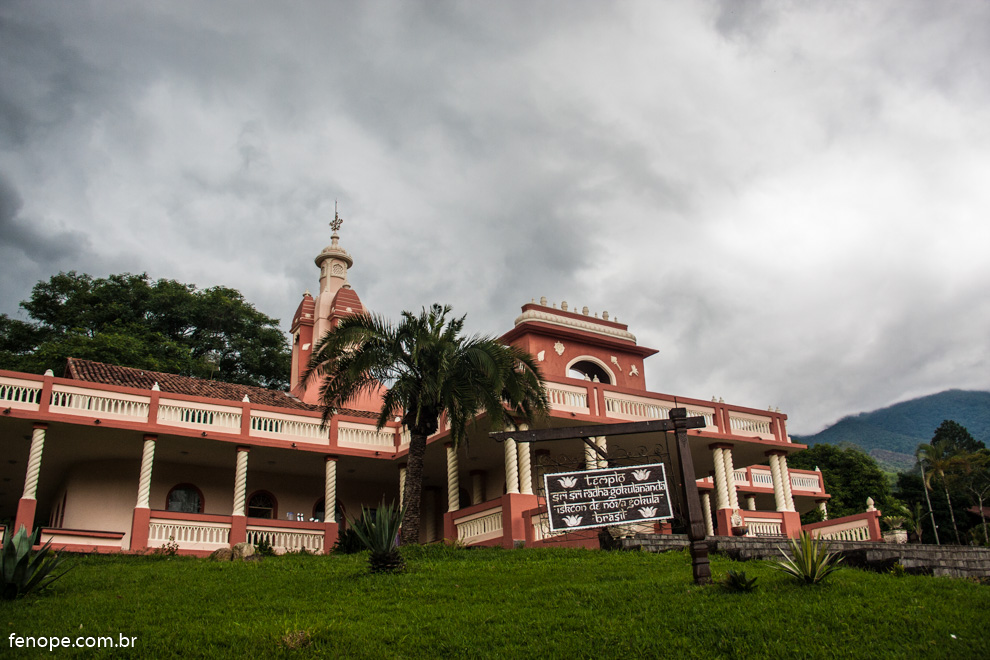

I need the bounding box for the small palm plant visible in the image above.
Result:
[348,502,406,574]
[722,569,758,593]
[773,531,843,585]
[1,525,70,600]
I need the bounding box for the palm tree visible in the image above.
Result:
[916,442,964,544]
[306,304,549,545]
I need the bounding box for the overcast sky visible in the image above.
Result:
[1,1,988,435]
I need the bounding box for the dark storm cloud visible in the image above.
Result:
[0,173,90,264]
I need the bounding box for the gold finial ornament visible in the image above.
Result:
[330,200,344,233]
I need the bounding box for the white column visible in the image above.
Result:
[779,454,796,512]
[232,447,249,516]
[722,446,740,511]
[711,447,730,510]
[21,425,47,500]
[504,430,520,495]
[701,491,714,537]
[745,494,757,511]
[325,457,337,522]
[769,453,787,513]
[818,500,828,520]
[584,440,597,470]
[445,443,460,512]
[135,435,156,508]
[517,424,533,495]
[595,436,608,469]
[398,463,407,510]
[470,471,485,505]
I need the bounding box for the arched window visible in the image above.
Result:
[247,490,277,519]
[166,484,204,514]
[566,358,614,385]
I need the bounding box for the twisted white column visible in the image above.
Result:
[769,454,787,512]
[746,495,757,511]
[22,426,47,499]
[779,454,796,512]
[711,447,730,510]
[135,436,156,508]
[584,441,597,470]
[232,448,249,516]
[701,491,714,537]
[325,458,337,522]
[722,446,740,511]
[818,500,828,520]
[471,471,484,505]
[595,436,608,469]
[446,444,460,512]
[398,464,407,510]
[517,424,533,495]
[504,432,520,494]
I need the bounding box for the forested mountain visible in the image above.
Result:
[792,390,990,470]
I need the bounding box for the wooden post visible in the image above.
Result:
[671,408,711,585]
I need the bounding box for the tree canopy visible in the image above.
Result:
[787,443,893,522]
[0,271,291,389]
[306,303,549,545]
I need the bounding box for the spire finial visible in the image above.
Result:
[330,200,343,233]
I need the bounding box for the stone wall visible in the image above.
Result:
[620,534,990,578]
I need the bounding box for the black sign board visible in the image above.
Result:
[543,462,673,532]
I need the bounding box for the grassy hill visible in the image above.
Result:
[2,548,988,658]
[792,389,990,471]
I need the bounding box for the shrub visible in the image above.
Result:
[156,536,179,556]
[255,536,276,557]
[773,531,843,585]
[722,569,758,593]
[1,525,70,600]
[332,526,366,555]
[348,501,405,574]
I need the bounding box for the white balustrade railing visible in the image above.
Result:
[157,402,241,431]
[455,508,503,543]
[729,414,773,437]
[733,469,748,485]
[49,386,150,420]
[750,470,774,486]
[816,522,870,542]
[246,526,324,554]
[148,518,230,550]
[337,422,395,448]
[686,408,716,429]
[790,474,821,491]
[745,518,783,537]
[0,378,43,409]
[250,413,329,443]
[603,393,672,420]
[546,384,589,412]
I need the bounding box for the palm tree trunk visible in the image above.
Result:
[399,432,428,546]
[919,461,940,545]
[942,483,961,545]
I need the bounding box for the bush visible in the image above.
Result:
[332,526,367,555]
[721,569,758,593]
[773,531,843,585]
[1,525,70,600]
[348,501,405,574]
[255,536,276,557]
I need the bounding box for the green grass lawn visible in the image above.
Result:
[2,546,987,658]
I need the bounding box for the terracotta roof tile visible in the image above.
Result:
[64,358,379,419]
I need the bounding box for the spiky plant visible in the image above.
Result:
[1,525,70,600]
[773,531,843,585]
[348,502,405,574]
[722,569,758,593]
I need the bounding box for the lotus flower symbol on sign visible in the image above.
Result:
[563,515,583,527]
[558,477,578,488]
[631,469,651,481]
[639,507,658,518]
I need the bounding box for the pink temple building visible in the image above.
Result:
[0,224,881,554]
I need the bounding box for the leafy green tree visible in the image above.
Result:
[787,444,893,522]
[306,303,549,545]
[0,271,290,389]
[930,419,985,453]
[956,449,990,546]
[916,441,965,544]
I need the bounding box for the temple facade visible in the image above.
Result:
[0,222,881,554]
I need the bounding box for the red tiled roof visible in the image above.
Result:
[64,358,379,418]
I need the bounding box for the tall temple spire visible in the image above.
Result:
[315,202,353,295]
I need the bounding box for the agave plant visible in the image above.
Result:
[1,525,70,600]
[722,569,758,593]
[348,502,405,574]
[773,531,843,585]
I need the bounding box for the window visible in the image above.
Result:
[166,484,203,514]
[247,491,277,519]
[567,359,613,385]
